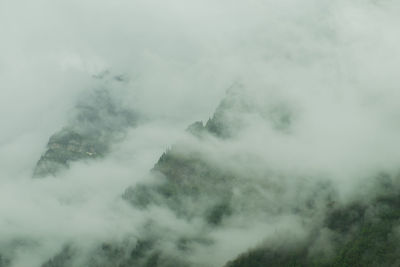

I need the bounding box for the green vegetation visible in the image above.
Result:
[226,193,400,267]
[37,93,400,267]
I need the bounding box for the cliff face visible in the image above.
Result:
[33,89,139,178]
[33,128,104,177]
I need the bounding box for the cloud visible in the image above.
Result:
[2,0,400,266]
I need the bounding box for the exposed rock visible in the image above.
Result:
[33,88,139,178]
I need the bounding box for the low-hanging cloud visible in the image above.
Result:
[2,0,400,266]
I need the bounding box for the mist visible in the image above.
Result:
[2,0,400,266]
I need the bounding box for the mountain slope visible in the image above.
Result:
[30,89,400,267]
[33,88,139,178]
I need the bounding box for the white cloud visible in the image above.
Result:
[1,0,400,266]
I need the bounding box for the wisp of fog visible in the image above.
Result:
[1,0,400,266]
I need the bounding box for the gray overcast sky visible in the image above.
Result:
[1,0,400,266]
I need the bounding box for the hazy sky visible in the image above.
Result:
[1,0,400,266]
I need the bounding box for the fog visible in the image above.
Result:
[1,0,400,266]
